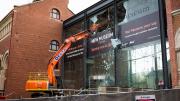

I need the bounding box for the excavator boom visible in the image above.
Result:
[25,31,89,91]
[48,31,89,86]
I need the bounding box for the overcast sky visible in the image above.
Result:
[0,0,100,20]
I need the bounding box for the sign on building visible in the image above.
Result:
[64,40,84,61]
[118,0,160,48]
[135,95,156,101]
[88,30,113,56]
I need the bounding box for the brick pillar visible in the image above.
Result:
[166,0,178,87]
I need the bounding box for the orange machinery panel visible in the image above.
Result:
[25,72,49,91]
[25,80,49,91]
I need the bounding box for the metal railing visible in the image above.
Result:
[27,72,48,80]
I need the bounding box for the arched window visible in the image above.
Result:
[50,40,59,51]
[50,8,60,20]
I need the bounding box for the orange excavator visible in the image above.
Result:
[25,31,89,97]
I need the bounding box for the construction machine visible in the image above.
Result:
[25,31,89,97]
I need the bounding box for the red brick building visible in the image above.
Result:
[166,0,180,87]
[0,0,73,98]
[0,0,180,99]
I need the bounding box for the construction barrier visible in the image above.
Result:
[4,89,180,101]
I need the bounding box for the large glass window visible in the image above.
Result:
[62,0,170,90]
[64,58,84,89]
[87,50,114,88]
[63,20,85,89]
[87,6,115,88]
[116,41,169,89]
[64,20,85,38]
[116,0,164,89]
[88,6,114,34]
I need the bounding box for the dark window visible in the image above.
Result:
[63,20,85,89]
[50,8,60,20]
[50,40,59,51]
[116,1,126,23]
[64,20,85,38]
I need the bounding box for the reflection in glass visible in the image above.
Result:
[88,6,114,34]
[87,6,115,88]
[117,0,159,25]
[64,58,84,89]
[63,20,85,89]
[64,20,85,38]
[116,41,170,89]
[87,50,115,88]
[62,0,170,90]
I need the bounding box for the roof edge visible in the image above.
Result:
[0,10,14,25]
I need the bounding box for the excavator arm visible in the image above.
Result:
[48,31,89,86]
[47,42,71,86]
[25,31,89,91]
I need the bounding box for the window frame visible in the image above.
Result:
[50,8,60,20]
[50,40,59,51]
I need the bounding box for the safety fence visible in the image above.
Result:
[4,89,180,101]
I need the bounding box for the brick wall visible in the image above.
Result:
[173,14,180,86]
[4,0,73,98]
[172,0,180,10]
[166,0,180,87]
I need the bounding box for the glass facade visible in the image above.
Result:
[115,0,168,89]
[63,0,170,90]
[116,41,166,89]
[63,20,85,89]
[87,50,115,88]
[87,6,115,88]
